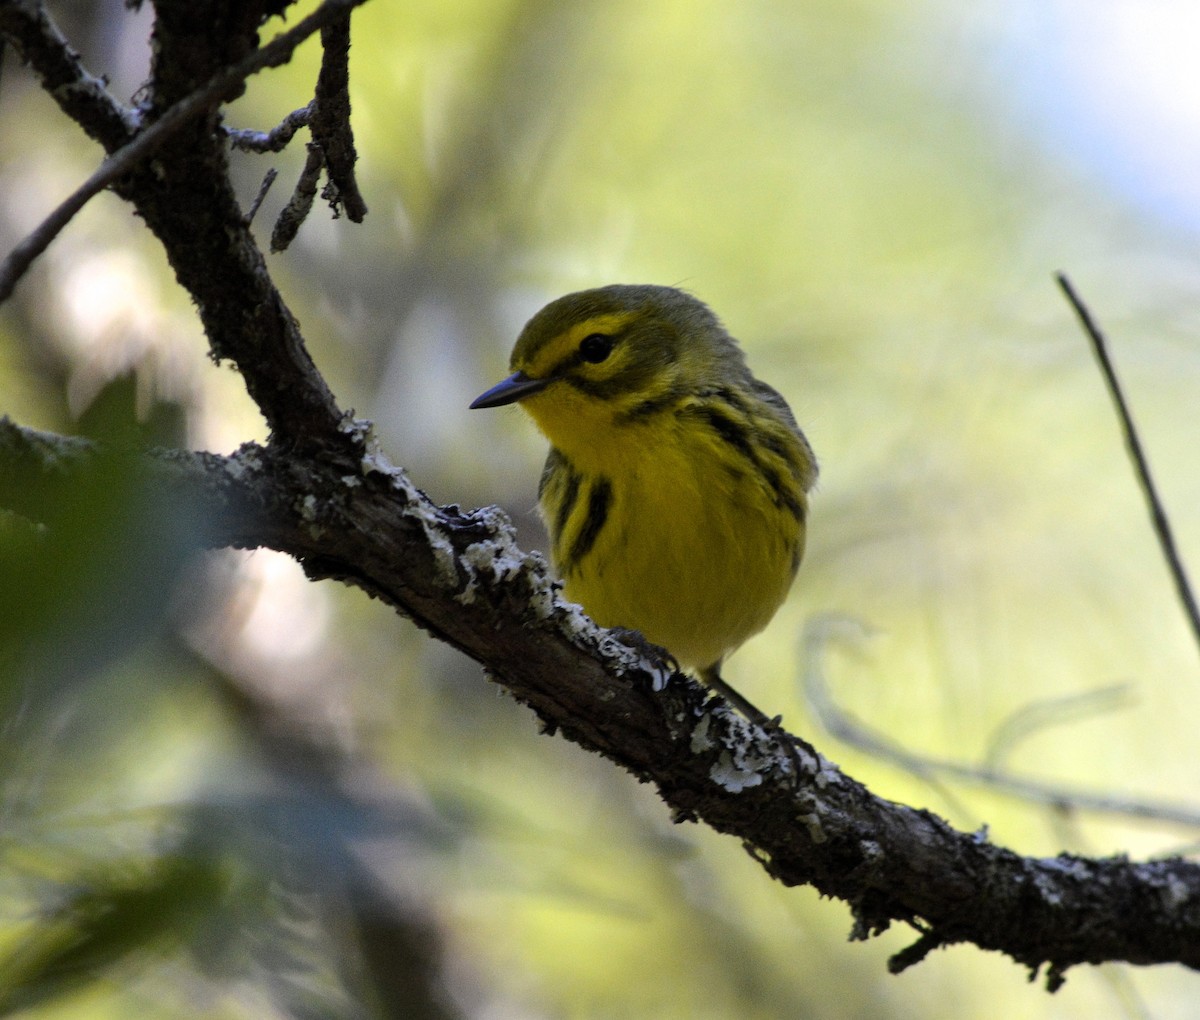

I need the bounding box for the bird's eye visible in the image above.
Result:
[579,333,614,363]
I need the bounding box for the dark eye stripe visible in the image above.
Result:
[615,381,689,422]
[538,322,630,385]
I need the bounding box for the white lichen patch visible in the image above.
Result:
[810,750,839,786]
[701,709,779,792]
[340,415,373,445]
[451,504,671,690]
[410,498,458,589]
[573,622,674,691]
[295,493,324,538]
[645,660,672,692]
[341,418,457,587]
[857,839,882,865]
[710,749,764,793]
[226,443,264,481]
[360,444,400,481]
[526,576,559,620]
[345,417,420,498]
[1161,874,1191,910]
[557,598,600,639]
[798,812,827,844]
[455,506,553,607]
[457,537,520,604]
[1039,855,1093,881]
[358,438,409,491]
[1030,856,1092,907]
[690,712,715,754]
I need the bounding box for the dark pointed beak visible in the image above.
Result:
[469,371,550,409]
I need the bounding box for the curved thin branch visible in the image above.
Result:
[983,683,1134,770]
[226,104,314,153]
[271,142,324,252]
[802,615,1200,830]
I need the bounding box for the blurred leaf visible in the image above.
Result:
[75,371,186,449]
[0,852,234,1016]
[0,431,205,720]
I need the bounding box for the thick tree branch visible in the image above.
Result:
[3,415,1199,984]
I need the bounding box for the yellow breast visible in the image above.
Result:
[538,410,806,672]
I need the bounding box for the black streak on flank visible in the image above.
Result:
[697,406,756,462]
[762,464,805,521]
[566,476,613,572]
[690,403,806,522]
[554,461,582,540]
[712,386,750,414]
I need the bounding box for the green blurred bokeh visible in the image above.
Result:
[2,0,1199,1016]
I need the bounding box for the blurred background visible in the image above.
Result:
[2,0,1200,1016]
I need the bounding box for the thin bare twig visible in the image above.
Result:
[270,143,324,252]
[0,0,370,305]
[312,14,368,222]
[1057,272,1200,659]
[262,12,369,250]
[803,615,1200,830]
[244,168,279,226]
[225,103,314,153]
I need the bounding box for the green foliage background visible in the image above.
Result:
[1,1,1199,1016]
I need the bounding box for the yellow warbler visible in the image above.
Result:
[472,285,816,720]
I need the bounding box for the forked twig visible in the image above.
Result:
[805,279,1200,829]
[0,0,369,304]
[1057,272,1200,658]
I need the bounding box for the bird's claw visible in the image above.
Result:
[609,627,678,691]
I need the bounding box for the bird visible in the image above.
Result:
[470,284,817,724]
